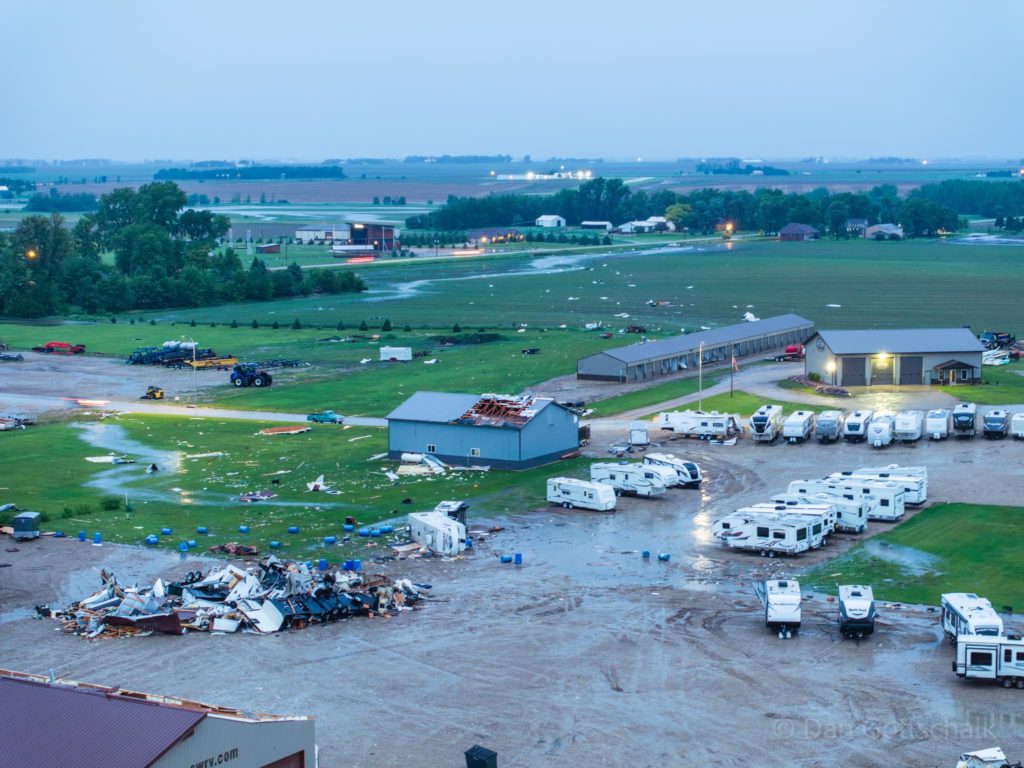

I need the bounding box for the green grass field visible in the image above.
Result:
[632,389,828,420]
[587,376,717,417]
[803,503,1024,608]
[939,361,1024,404]
[1,415,588,556]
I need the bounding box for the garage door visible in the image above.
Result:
[870,355,894,385]
[841,357,866,386]
[899,356,923,385]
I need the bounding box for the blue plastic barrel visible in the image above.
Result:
[514,552,523,565]
[318,558,328,571]
[380,524,394,534]
[466,537,473,549]
[145,535,159,545]
[500,555,513,564]
[342,560,353,570]
[642,550,650,559]
[186,539,197,549]
[357,528,370,537]
[288,525,300,534]
[161,527,172,536]
[323,535,337,545]
[93,532,102,545]
[370,528,382,537]
[196,526,208,535]
[352,559,361,571]
[178,542,189,553]
[657,553,671,562]
[343,524,355,532]
[78,531,86,542]
[53,530,66,538]
[270,540,282,549]
[239,525,250,533]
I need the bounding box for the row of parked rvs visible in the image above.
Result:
[659,404,1024,447]
[942,592,1024,690]
[757,579,876,640]
[546,453,704,511]
[713,464,924,557]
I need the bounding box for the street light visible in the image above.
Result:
[698,341,705,410]
[25,249,38,261]
[826,359,836,387]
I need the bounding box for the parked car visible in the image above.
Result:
[306,410,343,424]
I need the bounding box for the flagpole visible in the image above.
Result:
[698,341,704,410]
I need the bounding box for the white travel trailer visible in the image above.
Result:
[925,408,951,440]
[745,503,835,538]
[954,634,1024,688]
[815,410,845,443]
[838,584,876,639]
[848,465,928,506]
[760,579,802,638]
[893,410,924,442]
[643,453,703,487]
[788,478,905,521]
[629,421,650,446]
[749,405,784,443]
[546,478,617,511]
[1012,412,1024,440]
[957,748,1016,768]
[590,462,670,497]
[843,410,873,443]
[983,409,1010,439]
[768,492,868,533]
[657,410,742,440]
[379,346,413,362]
[714,511,823,556]
[782,410,815,443]
[867,414,895,448]
[407,511,466,556]
[941,593,1004,641]
[953,402,978,438]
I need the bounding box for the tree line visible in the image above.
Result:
[406,177,1019,238]
[25,189,99,212]
[0,181,365,318]
[154,165,346,180]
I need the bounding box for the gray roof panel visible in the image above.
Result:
[597,314,814,365]
[386,392,481,422]
[816,328,985,355]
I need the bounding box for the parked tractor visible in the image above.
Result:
[230,364,273,388]
[140,386,165,400]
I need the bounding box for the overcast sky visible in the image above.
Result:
[5,0,1022,161]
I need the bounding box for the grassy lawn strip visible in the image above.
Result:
[803,503,1024,609]
[938,361,1024,405]
[588,376,715,417]
[636,390,829,420]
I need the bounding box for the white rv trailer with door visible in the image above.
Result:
[546,478,617,511]
[713,510,824,556]
[1012,412,1024,439]
[407,511,467,556]
[782,410,815,443]
[893,410,924,442]
[843,410,873,443]
[762,579,802,638]
[768,492,868,533]
[657,410,741,440]
[838,584,876,639]
[788,477,905,521]
[867,414,895,448]
[815,410,845,443]
[642,453,702,487]
[745,503,835,538]
[956,748,1015,768]
[849,464,928,505]
[628,421,650,446]
[983,409,1010,439]
[953,402,978,438]
[941,593,1004,641]
[590,462,669,497]
[954,634,1024,688]
[925,408,951,440]
[749,405,784,443]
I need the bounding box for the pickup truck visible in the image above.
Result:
[306,410,343,424]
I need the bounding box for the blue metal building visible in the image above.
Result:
[386,392,580,470]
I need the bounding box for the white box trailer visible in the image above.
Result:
[838,584,876,639]
[1012,412,1024,439]
[866,414,895,448]
[893,410,924,442]
[629,421,650,446]
[643,453,702,487]
[768,492,868,533]
[546,477,617,511]
[843,410,873,442]
[590,462,670,497]
[848,464,928,506]
[713,510,823,556]
[941,592,1004,641]
[954,634,1024,688]
[815,410,845,442]
[749,404,784,443]
[657,410,741,440]
[380,346,412,362]
[782,410,815,443]
[925,408,951,440]
[760,579,802,638]
[953,402,978,438]
[983,409,1010,439]
[407,511,467,556]
[745,503,835,537]
[788,478,905,521]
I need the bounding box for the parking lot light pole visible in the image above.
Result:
[698,342,704,410]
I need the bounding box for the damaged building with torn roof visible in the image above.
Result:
[386,392,580,469]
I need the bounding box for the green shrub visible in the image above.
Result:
[98,495,122,511]
[807,372,821,383]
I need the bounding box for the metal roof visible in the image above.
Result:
[593,314,814,365]
[815,328,985,355]
[0,676,205,767]
[779,223,820,235]
[387,392,561,429]
[387,392,481,423]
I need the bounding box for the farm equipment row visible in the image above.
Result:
[31,341,86,355]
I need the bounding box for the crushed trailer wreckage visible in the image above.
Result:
[40,556,426,639]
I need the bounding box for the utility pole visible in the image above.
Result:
[698,341,704,410]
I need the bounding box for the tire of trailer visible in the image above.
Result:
[760,550,768,557]
[769,551,776,558]
[1016,679,1024,689]
[1002,678,1014,688]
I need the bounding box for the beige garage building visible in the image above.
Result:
[805,328,984,387]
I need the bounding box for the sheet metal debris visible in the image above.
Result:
[41,557,425,639]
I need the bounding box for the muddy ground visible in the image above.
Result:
[2,434,1023,766]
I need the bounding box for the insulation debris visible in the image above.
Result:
[256,426,311,436]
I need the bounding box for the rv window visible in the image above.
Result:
[844,494,854,501]
[773,531,785,539]
[756,526,769,537]
[812,524,821,535]
[969,652,994,667]
[426,444,437,453]
[880,499,890,507]
[645,472,654,479]
[722,522,731,530]
[586,492,593,499]
[796,529,807,541]
[470,448,481,457]
[1017,652,1024,662]
[1005,649,1013,663]
[701,421,709,427]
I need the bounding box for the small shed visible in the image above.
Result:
[380,346,412,362]
[535,215,565,228]
[779,223,820,241]
[580,221,613,231]
[13,512,40,540]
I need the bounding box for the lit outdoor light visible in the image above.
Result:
[825,360,836,373]
[26,249,38,260]
[725,222,734,233]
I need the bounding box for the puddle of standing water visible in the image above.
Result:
[863,539,941,575]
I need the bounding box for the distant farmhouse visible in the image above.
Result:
[535,214,566,228]
[779,223,820,241]
[865,223,904,240]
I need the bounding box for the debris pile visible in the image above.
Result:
[42,557,425,639]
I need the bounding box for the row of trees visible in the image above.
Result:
[25,189,99,212]
[0,181,366,318]
[407,177,1009,238]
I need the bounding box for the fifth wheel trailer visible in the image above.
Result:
[788,478,905,521]
[657,410,741,440]
[953,402,978,438]
[954,634,1024,688]
[642,453,703,487]
[768,492,868,533]
[546,478,617,511]
[941,593,1005,641]
[590,462,670,497]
